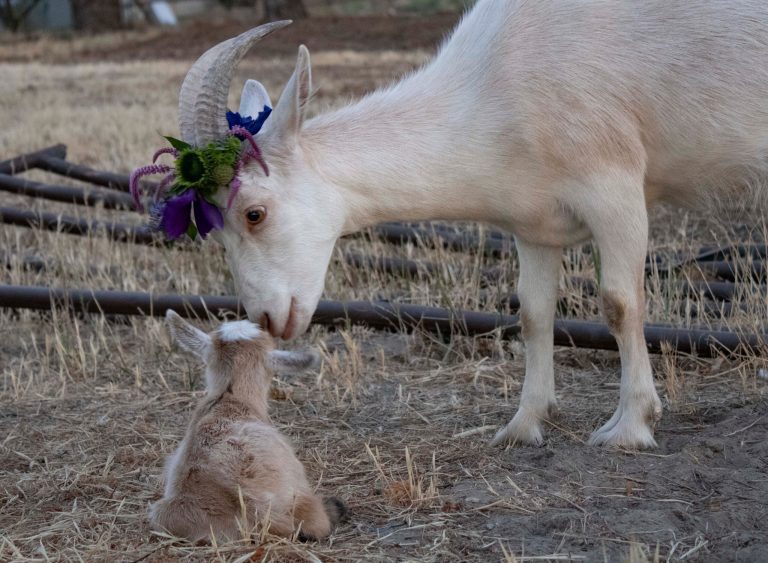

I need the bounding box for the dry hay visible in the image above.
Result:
[1,31,767,563]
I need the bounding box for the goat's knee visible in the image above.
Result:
[519,308,538,342]
[601,289,627,335]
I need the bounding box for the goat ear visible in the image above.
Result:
[239,79,273,119]
[269,45,312,141]
[268,349,320,372]
[165,310,211,361]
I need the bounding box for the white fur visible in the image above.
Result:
[165,310,211,360]
[239,79,272,118]
[216,320,262,342]
[210,0,768,448]
[158,441,188,501]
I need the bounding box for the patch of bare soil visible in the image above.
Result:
[479,403,768,561]
[310,333,768,562]
[2,317,766,561]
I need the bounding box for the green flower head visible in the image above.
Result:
[170,136,242,197]
[176,148,208,188]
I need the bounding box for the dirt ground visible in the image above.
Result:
[1,12,768,563]
[0,13,460,64]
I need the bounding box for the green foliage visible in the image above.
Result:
[163,136,190,151]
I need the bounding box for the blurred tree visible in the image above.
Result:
[215,0,307,18]
[263,0,307,20]
[71,0,122,30]
[0,0,43,32]
[217,0,248,8]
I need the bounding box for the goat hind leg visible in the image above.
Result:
[580,180,662,448]
[492,241,561,446]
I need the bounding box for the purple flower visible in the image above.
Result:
[160,189,223,240]
[132,108,273,241]
[226,105,272,138]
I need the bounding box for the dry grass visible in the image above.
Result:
[1,41,768,562]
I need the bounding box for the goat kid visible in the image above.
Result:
[149,310,346,544]
[159,0,768,449]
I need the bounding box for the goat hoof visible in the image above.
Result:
[588,408,658,449]
[490,411,546,447]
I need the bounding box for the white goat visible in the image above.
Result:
[167,0,768,449]
[150,310,346,543]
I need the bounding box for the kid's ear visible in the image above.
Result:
[165,310,212,361]
[268,349,320,372]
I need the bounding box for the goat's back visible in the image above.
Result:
[428,0,768,204]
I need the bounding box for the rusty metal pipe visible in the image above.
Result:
[12,253,745,322]
[0,206,163,246]
[0,174,134,209]
[692,260,766,282]
[0,284,763,356]
[1,202,762,292]
[33,154,132,192]
[0,212,756,304]
[0,144,67,175]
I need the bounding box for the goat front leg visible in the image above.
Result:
[492,240,562,446]
[577,176,662,448]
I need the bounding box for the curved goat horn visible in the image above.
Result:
[178,20,292,147]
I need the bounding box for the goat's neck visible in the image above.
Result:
[224,371,270,421]
[303,82,501,232]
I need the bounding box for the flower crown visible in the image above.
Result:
[129,106,272,240]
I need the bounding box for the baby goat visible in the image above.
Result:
[150,310,346,544]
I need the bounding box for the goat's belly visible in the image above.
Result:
[643,179,698,208]
[500,206,592,248]
[643,117,768,207]
[645,156,768,209]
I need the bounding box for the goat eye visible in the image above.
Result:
[245,206,267,226]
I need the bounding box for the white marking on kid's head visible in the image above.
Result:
[217,320,262,342]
